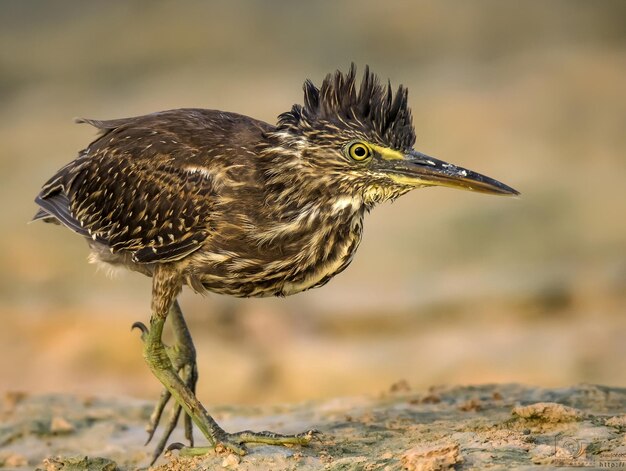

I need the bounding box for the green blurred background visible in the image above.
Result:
[1,1,625,406]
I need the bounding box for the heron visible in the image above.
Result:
[34,65,518,462]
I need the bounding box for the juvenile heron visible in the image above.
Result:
[34,65,518,461]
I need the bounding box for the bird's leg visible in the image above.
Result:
[134,299,198,459]
[137,265,226,463]
[137,265,320,464]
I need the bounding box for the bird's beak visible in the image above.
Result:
[377,149,519,196]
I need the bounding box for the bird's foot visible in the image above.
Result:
[132,321,198,461]
[133,293,320,465]
[167,429,322,457]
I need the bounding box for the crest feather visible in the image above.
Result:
[278,64,416,150]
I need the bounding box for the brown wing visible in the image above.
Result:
[34,110,235,264]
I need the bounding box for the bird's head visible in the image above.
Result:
[272,65,518,207]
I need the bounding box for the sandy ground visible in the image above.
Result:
[1,383,624,470]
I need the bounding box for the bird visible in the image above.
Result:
[33,65,518,462]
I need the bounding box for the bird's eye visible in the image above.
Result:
[347,142,372,162]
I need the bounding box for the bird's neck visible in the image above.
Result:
[255,175,366,248]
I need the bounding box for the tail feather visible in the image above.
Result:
[34,192,88,236]
[32,208,50,222]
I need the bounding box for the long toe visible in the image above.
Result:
[168,428,321,459]
[145,389,172,444]
[227,428,322,446]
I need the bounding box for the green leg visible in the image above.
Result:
[133,299,198,461]
[136,265,320,464]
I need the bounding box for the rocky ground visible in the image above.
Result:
[1,384,625,470]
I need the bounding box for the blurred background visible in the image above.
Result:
[0,1,625,406]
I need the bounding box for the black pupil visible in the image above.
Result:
[354,146,366,157]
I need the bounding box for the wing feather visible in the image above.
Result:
[34,112,225,263]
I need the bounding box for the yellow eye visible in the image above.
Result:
[347,142,372,161]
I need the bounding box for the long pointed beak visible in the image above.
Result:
[382,150,519,196]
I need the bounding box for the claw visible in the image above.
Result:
[131,321,149,335]
[149,451,160,466]
[166,442,185,452]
